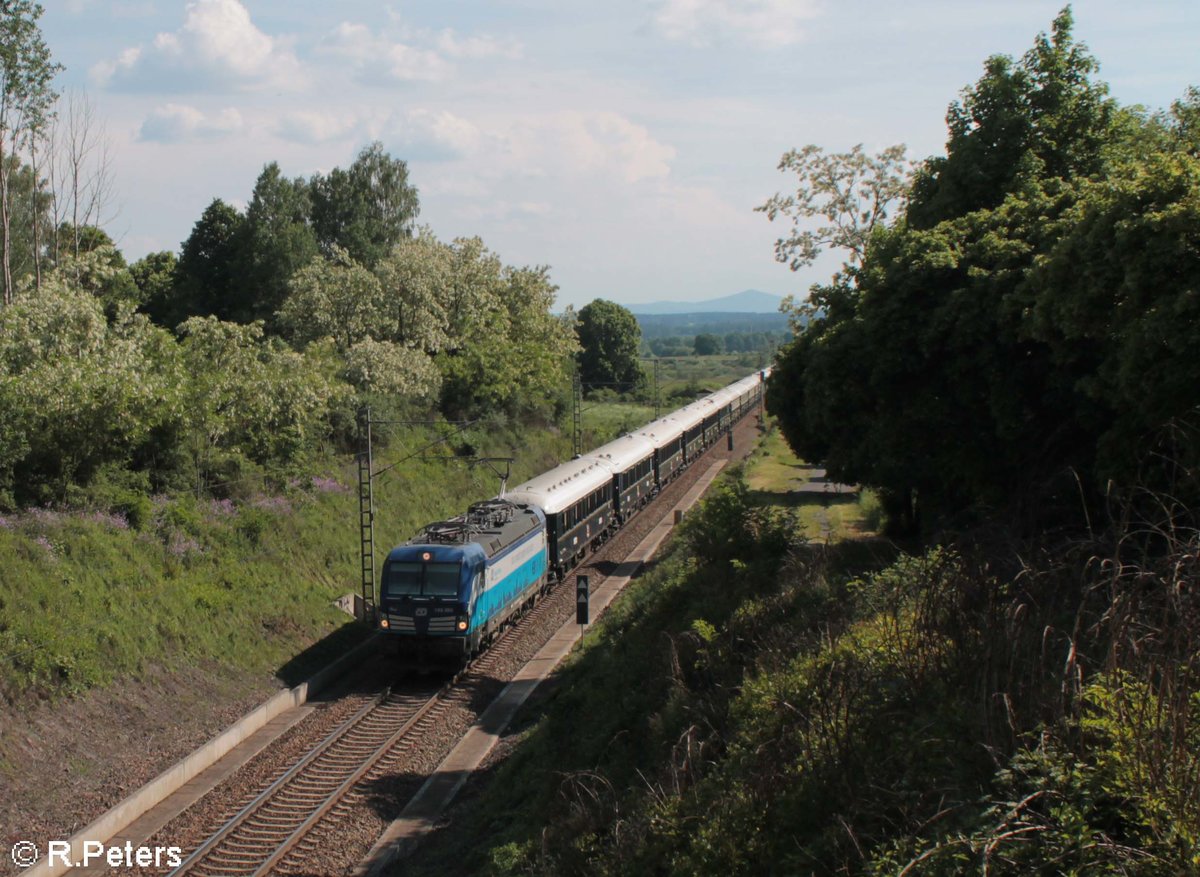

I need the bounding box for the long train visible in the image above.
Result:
[377,368,768,659]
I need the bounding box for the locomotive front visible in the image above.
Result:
[378,541,483,657]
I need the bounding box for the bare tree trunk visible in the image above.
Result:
[1,135,12,306]
[46,89,114,271]
[28,132,42,291]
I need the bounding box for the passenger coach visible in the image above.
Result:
[505,456,615,579]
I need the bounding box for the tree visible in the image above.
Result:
[693,333,722,356]
[276,247,384,353]
[237,162,319,327]
[906,6,1116,229]
[0,1,59,305]
[576,299,643,393]
[310,142,419,267]
[373,228,454,354]
[130,250,177,317]
[48,88,114,269]
[38,229,138,316]
[0,268,181,504]
[0,155,50,288]
[164,198,246,327]
[176,317,338,485]
[763,10,1193,534]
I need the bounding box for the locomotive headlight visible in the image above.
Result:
[456,618,468,631]
[380,618,390,629]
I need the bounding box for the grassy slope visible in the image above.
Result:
[398,425,1200,876]
[0,424,571,704]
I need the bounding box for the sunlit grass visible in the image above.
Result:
[743,423,879,539]
[0,424,572,704]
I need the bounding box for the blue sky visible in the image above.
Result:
[40,1,1199,309]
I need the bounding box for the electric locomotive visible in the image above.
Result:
[378,499,547,658]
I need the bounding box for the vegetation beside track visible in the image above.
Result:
[399,424,1200,876]
[0,424,569,705]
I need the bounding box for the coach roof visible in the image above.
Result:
[504,455,615,515]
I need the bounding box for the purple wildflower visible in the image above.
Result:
[251,495,293,514]
[28,508,62,527]
[209,498,237,517]
[310,476,349,494]
[87,510,130,530]
[167,532,203,558]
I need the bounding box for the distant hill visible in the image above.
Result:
[637,311,789,339]
[626,289,784,315]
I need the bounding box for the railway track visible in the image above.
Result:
[135,413,763,877]
[164,543,593,876]
[168,685,440,877]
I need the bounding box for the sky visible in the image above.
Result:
[38,0,1200,310]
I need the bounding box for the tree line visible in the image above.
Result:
[765,7,1200,535]
[0,6,580,510]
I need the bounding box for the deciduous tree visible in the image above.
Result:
[0,0,59,305]
[576,299,643,394]
[310,142,419,267]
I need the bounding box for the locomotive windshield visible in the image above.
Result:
[383,560,461,597]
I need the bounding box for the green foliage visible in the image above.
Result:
[758,142,913,273]
[692,332,722,355]
[0,276,181,505]
[405,472,1199,877]
[160,198,246,328]
[0,0,60,305]
[309,141,419,267]
[130,250,178,318]
[276,246,386,353]
[277,231,576,419]
[576,298,644,394]
[176,316,341,486]
[0,420,573,704]
[39,237,139,316]
[907,7,1117,229]
[237,162,319,328]
[767,11,1200,532]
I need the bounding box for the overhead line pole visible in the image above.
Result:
[356,413,480,624]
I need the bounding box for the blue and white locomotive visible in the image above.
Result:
[378,499,548,658]
[378,368,770,658]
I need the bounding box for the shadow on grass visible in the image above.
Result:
[746,488,860,509]
[274,618,375,688]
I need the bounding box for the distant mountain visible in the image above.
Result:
[637,311,789,339]
[626,289,784,315]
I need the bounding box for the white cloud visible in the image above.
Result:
[379,109,485,161]
[434,29,523,61]
[92,0,304,92]
[501,112,676,184]
[319,22,450,83]
[318,19,521,84]
[137,104,244,142]
[654,0,821,47]
[274,111,360,146]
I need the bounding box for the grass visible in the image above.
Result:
[578,401,657,447]
[394,421,1200,875]
[743,422,880,539]
[649,354,768,404]
[0,423,573,705]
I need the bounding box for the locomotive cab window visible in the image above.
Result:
[383,560,461,597]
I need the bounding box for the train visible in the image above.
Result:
[377,368,769,659]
